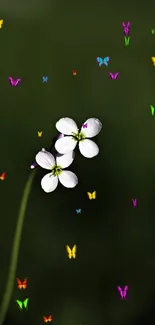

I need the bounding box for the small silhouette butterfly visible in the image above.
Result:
[43,315,52,322]
[0,20,3,28]
[38,131,42,137]
[109,72,119,79]
[0,172,6,180]
[76,209,81,214]
[9,77,21,86]
[122,21,130,35]
[96,56,109,67]
[42,76,48,83]
[16,277,28,289]
[16,298,29,310]
[117,286,128,299]
[66,245,77,259]
[82,123,87,128]
[87,191,96,200]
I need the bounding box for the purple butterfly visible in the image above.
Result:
[9,77,21,86]
[122,22,130,36]
[117,286,128,299]
[109,72,119,79]
[82,123,87,128]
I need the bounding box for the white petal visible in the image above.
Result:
[56,151,75,168]
[55,136,77,154]
[56,117,78,135]
[79,139,99,158]
[58,170,78,188]
[81,118,102,138]
[41,173,58,193]
[35,151,55,170]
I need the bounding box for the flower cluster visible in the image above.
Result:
[35,117,102,193]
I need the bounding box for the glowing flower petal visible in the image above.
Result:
[79,139,99,158]
[81,118,102,138]
[35,151,55,170]
[41,173,58,193]
[58,170,78,188]
[56,117,78,135]
[56,151,75,168]
[55,136,77,154]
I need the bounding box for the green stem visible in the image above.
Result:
[0,170,36,325]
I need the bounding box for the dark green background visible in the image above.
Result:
[0,0,155,324]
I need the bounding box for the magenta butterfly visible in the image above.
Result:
[117,286,128,299]
[109,72,119,80]
[9,77,21,86]
[82,123,87,128]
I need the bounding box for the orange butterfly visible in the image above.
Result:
[43,315,52,323]
[0,172,6,180]
[16,277,28,289]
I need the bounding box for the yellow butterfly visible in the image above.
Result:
[87,191,96,200]
[66,245,77,259]
[151,57,155,66]
[38,131,42,137]
[0,20,3,29]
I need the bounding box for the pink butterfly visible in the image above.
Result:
[109,72,119,79]
[117,286,128,299]
[9,77,21,86]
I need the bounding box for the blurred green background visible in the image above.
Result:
[0,0,155,324]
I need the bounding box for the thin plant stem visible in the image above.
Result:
[0,170,36,325]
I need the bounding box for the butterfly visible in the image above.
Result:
[151,57,155,66]
[151,29,155,34]
[82,123,87,128]
[9,77,21,86]
[66,245,77,259]
[72,69,77,76]
[42,76,48,83]
[109,72,119,80]
[117,286,128,299]
[38,131,42,137]
[16,298,29,310]
[16,277,28,289]
[0,20,3,28]
[122,21,130,35]
[150,105,155,115]
[43,315,52,323]
[0,172,6,180]
[96,56,109,67]
[76,209,81,214]
[132,198,137,207]
[87,191,96,200]
[124,36,130,46]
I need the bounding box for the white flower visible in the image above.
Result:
[55,117,102,158]
[35,150,78,193]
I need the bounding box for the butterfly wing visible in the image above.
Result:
[103,56,109,67]
[48,315,52,322]
[22,277,28,289]
[0,20,3,28]
[16,278,23,289]
[92,191,96,199]
[87,192,92,200]
[15,79,21,86]
[16,300,23,310]
[109,73,113,79]
[9,77,14,85]
[66,245,72,259]
[0,172,6,180]
[115,73,119,79]
[72,245,77,259]
[43,316,48,323]
[23,298,29,309]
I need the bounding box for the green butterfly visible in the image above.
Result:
[124,37,130,46]
[151,29,155,34]
[16,298,29,310]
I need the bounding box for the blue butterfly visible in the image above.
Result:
[76,209,81,214]
[42,76,48,83]
[96,56,109,67]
